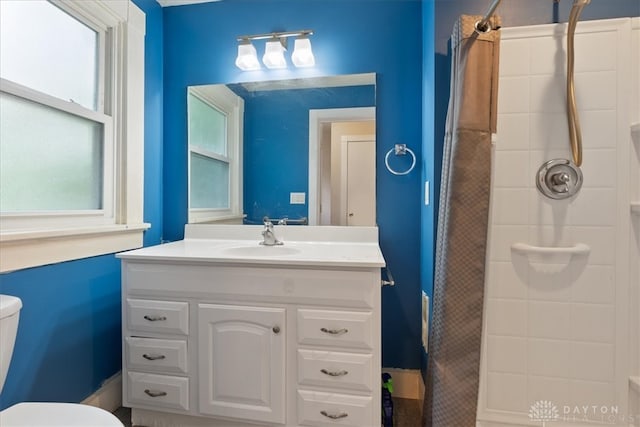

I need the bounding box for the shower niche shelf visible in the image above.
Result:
[511,242,590,264]
[632,202,640,216]
[511,242,590,256]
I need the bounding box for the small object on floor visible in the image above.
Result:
[382,373,394,427]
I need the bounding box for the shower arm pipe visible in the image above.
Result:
[566,0,590,167]
[476,0,503,33]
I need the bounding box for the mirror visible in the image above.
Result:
[187,73,376,226]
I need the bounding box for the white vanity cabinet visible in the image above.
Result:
[118,225,385,427]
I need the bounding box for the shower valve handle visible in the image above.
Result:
[551,172,570,185]
[551,172,570,192]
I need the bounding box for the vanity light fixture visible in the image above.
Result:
[235,30,315,70]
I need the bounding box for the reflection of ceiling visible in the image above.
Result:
[156,0,219,7]
[238,73,376,92]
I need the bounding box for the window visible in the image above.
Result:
[187,86,243,223]
[0,0,147,272]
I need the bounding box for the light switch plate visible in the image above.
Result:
[424,181,430,206]
[290,192,306,204]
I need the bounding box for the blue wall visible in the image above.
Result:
[237,85,375,223]
[0,0,164,409]
[163,0,424,369]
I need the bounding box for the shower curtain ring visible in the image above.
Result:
[385,144,416,176]
[474,20,493,34]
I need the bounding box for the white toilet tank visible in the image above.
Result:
[0,295,22,393]
[0,294,124,426]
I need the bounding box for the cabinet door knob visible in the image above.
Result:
[142,353,166,361]
[144,389,167,398]
[143,315,167,322]
[320,410,348,420]
[320,327,348,335]
[272,326,281,334]
[320,368,349,377]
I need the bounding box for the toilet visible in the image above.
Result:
[0,295,124,426]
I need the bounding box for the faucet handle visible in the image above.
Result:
[262,216,273,227]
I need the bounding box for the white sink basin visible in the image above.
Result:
[222,245,301,257]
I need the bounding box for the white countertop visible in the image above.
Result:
[117,225,386,268]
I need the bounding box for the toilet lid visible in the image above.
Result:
[0,402,124,426]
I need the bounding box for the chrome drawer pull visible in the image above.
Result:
[144,389,167,398]
[320,368,349,377]
[143,315,167,322]
[142,353,166,361]
[320,410,348,420]
[320,327,348,335]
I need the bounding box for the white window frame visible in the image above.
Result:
[0,0,148,273]
[187,85,244,224]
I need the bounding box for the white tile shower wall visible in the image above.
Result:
[478,19,635,426]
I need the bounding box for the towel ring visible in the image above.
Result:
[385,144,416,176]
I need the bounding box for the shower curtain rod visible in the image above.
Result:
[476,0,503,32]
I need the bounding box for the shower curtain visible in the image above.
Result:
[424,14,501,427]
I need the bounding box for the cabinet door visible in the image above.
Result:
[198,303,285,424]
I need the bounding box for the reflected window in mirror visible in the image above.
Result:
[187,86,244,223]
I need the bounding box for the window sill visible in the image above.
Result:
[0,223,150,273]
[190,214,246,225]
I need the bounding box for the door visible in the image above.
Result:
[198,303,285,424]
[340,137,376,226]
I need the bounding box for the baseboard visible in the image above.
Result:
[82,371,122,413]
[382,368,425,401]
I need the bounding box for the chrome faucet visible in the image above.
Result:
[260,217,283,246]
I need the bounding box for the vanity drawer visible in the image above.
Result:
[125,337,188,374]
[297,349,373,392]
[127,299,189,335]
[297,390,373,426]
[297,309,373,349]
[127,372,189,411]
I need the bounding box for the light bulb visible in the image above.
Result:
[292,37,315,67]
[262,39,287,69]
[235,41,260,71]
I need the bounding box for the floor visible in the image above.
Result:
[113,397,423,426]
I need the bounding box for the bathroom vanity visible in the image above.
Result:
[117,225,385,427]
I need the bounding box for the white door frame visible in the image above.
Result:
[308,107,375,225]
